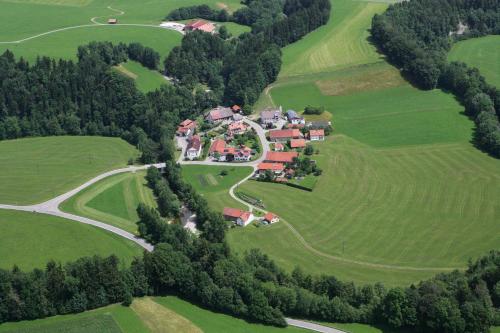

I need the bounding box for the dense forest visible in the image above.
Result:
[371,0,500,157]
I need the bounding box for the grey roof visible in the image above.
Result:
[286,110,300,119]
[261,109,281,120]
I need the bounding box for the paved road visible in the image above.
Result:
[286,319,346,333]
[0,163,165,252]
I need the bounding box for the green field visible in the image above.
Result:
[155,296,309,333]
[448,35,500,87]
[61,171,157,233]
[0,136,138,205]
[115,60,168,93]
[0,210,143,271]
[181,165,253,212]
[0,303,149,333]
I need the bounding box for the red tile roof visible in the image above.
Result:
[186,20,216,33]
[274,143,284,151]
[258,162,285,171]
[231,105,241,111]
[269,129,302,139]
[290,139,306,148]
[223,207,251,222]
[264,212,278,222]
[309,129,324,137]
[187,135,201,151]
[210,139,226,154]
[265,151,299,163]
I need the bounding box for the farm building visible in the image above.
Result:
[185,135,202,160]
[206,106,234,123]
[269,129,303,142]
[257,162,285,175]
[108,18,118,24]
[307,120,332,129]
[265,151,299,163]
[227,121,248,136]
[286,110,305,125]
[184,20,216,33]
[209,139,251,161]
[223,207,254,226]
[290,139,306,148]
[260,107,282,126]
[263,212,280,224]
[309,129,325,141]
[176,119,196,136]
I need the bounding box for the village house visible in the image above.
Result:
[227,121,248,137]
[265,151,299,164]
[185,135,202,160]
[269,129,303,142]
[184,20,216,33]
[290,139,306,149]
[176,119,196,136]
[286,110,305,125]
[274,142,284,151]
[231,105,242,113]
[223,207,254,226]
[309,129,325,141]
[206,106,234,123]
[260,107,282,126]
[209,139,251,162]
[257,162,285,175]
[263,212,280,224]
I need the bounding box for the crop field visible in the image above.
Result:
[0,304,149,333]
[448,35,500,87]
[115,60,168,93]
[155,296,309,333]
[60,171,156,234]
[181,165,253,212]
[0,136,137,205]
[0,210,143,270]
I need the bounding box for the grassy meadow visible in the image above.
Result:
[239,0,500,286]
[114,60,168,93]
[0,136,138,205]
[448,35,500,87]
[60,171,156,234]
[0,210,143,271]
[181,165,253,212]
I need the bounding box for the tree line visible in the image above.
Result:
[164,0,330,106]
[371,0,500,157]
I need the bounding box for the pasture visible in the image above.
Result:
[448,35,500,87]
[0,136,138,205]
[0,303,149,333]
[115,60,168,93]
[155,296,309,333]
[0,210,143,271]
[229,135,500,285]
[60,171,156,234]
[181,165,253,212]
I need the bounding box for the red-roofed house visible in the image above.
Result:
[184,20,216,33]
[309,129,325,141]
[206,106,234,123]
[265,151,299,163]
[257,162,285,175]
[223,207,254,226]
[176,119,196,136]
[290,139,306,148]
[263,212,280,224]
[274,142,284,151]
[227,121,248,136]
[209,139,251,161]
[269,129,303,142]
[185,135,202,160]
[231,105,242,113]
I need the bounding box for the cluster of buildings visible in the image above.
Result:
[209,139,252,162]
[223,207,279,227]
[176,119,203,160]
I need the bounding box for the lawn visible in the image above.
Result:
[115,60,168,93]
[154,296,309,333]
[228,135,500,286]
[181,165,253,212]
[0,210,143,271]
[60,171,157,234]
[0,304,149,333]
[0,136,138,205]
[448,35,500,87]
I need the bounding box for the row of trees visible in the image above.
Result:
[371,0,500,157]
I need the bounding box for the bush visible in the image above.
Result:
[304,106,324,115]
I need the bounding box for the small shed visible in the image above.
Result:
[108,18,118,24]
